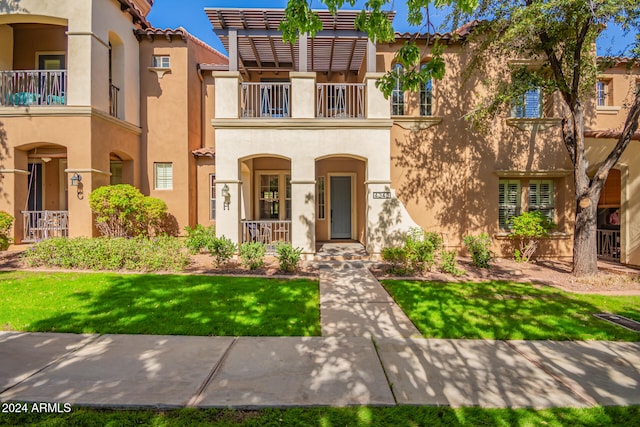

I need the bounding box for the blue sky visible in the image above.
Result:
[147,0,635,57]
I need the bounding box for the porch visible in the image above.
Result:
[22,210,69,242]
[597,229,620,261]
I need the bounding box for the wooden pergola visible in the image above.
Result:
[205,8,394,78]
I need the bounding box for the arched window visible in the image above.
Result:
[391,63,404,115]
[420,64,433,116]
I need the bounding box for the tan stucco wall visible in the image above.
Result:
[593,64,640,130]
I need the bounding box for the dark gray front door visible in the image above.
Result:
[330,176,351,239]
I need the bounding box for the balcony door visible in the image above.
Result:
[27,163,43,211]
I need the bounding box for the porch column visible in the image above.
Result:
[65,168,110,238]
[215,180,241,246]
[291,159,316,256]
[365,72,390,119]
[212,71,241,119]
[0,149,28,243]
[290,72,316,118]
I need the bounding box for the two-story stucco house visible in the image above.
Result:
[1,2,638,265]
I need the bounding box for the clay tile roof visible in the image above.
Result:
[117,0,151,29]
[192,147,216,158]
[134,27,188,42]
[394,20,479,43]
[585,130,640,141]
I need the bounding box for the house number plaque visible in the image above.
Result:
[373,192,392,199]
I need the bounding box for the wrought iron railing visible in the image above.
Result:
[241,220,291,251]
[316,83,365,118]
[597,228,620,261]
[241,83,290,118]
[109,83,120,118]
[22,210,69,242]
[0,70,66,106]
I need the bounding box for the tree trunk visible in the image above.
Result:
[572,193,599,276]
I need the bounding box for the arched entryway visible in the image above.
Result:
[18,143,69,242]
[597,168,621,261]
[315,155,366,243]
[239,155,292,247]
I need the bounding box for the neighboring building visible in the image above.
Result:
[0,4,638,265]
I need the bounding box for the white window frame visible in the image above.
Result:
[420,64,433,116]
[152,55,170,68]
[596,79,611,107]
[255,171,291,220]
[317,176,326,220]
[154,162,173,190]
[391,63,405,116]
[209,174,216,220]
[512,88,542,118]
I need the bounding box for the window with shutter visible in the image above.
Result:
[499,180,521,229]
[529,180,554,221]
[512,88,542,118]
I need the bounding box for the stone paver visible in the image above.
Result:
[0,332,96,392]
[1,334,234,407]
[196,337,394,407]
[509,340,640,406]
[376,338,589,408]
[319,263,421,338]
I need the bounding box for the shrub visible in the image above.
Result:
[0,211,13,251]
[439,249,464,276]
[508,211,556,262]
[275,242,302,272]
[382,228,438,275]
[207,236,237,267]
[239,241,266,270]
[184,224,216,254]
[381,246,409,275]
[89,184,169,237]
[21,236,189,272]
[463,233,494,268]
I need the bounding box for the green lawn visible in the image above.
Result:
[2,406,639,427]
[382,280,640,341]
[0,271,320,336]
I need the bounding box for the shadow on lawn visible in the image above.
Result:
[381,280,640,341]
[24,274,320,336]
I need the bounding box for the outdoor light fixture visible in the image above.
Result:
[70,173,82,187]
[222,184,231,210]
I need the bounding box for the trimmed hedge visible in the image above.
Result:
[22,236,190,272]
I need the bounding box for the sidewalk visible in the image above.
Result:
[1,261,639,409]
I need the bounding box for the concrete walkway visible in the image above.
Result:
[319,261,421,338]
[1,260,639,409]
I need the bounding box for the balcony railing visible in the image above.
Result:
[241,83,291,118]
[317,83,364,119]
[241,220,291,251]
[0,70,66,107]
[109,83,120,118]
[597,228,620,261]
[22,210,69,242]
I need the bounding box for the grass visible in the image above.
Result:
[1,406,639,427]
[382,280,640,341]
[0,271,320,336]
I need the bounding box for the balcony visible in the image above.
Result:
[0,70,67,107]
[316,83,365,119]
[241,82,290,118]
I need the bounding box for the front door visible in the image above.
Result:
[330,176,352,239]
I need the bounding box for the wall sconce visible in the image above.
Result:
[70,173,82,187]
[222,184,231,210]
